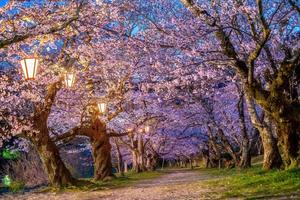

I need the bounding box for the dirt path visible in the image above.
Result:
[1,169,220,200]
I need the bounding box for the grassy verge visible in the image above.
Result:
[42,170,163,193]
[202,165,300,199]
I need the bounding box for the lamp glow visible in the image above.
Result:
[138,128,144,133]
[145,126,150,133]
[64,72,76,88]
[97,102,107,114]
[20,57,39,80]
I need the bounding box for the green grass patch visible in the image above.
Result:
[203,166,300,199]
[42,170,163,193]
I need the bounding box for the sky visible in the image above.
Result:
[0,0,9,7]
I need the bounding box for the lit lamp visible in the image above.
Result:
[127,128,133,136]
[138,128,144,134]
[20,57,39,80]
[97,102,107,114]
[64,72,76,88]
[145,125,150,133]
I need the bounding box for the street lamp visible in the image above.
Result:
[127,127,133,136]
[97,102,107,114]
[145,125,150,133]
[127,128,133,132]
[64,71,76,88]
[138,128,144,134]
[20,57,39,80]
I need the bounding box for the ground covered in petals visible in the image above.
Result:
[0,169,220,200]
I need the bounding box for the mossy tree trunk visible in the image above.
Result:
[64,118,114,181]
[91,135,114,181]
[28,82,75,187]
[245,94,282,169]
[277,122,300,168]
[88,119,114,181]
[260,126,283,169]
[30,115,75,187]
[33,136,75,187]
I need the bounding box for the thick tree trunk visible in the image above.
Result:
[76,119,114,181]
[239,143,251,169]
[91,134,114,181]
[32,133,75,187]
[132,150,142,172]
[29,112,75,187]
[277,122,300,168]
[245,94,282,169]
[260,126,283,169]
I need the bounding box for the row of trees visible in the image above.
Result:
[0,0,299,187]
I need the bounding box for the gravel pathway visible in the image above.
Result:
[0,169,220,200]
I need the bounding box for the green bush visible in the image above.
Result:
[1,149,20,160]
[8,181,25,193]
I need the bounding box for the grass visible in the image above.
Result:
[202,165,300,199]
[41,170,163,193]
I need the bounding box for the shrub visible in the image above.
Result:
[8,181,25,193]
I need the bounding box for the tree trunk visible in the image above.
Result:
[245,94,282,169]
[124,161,128,173]
[189,159,193,169]
[146,156,151,170]
[239,142,251,168]
[91,134,114,181]
[77,119,114,181]
[137,134,146,171]
[132,150,142,172]
[130,136,143,173]
[29,113,75,188]
[238,94,251,168]
[115,140,124,175]
[208,123,239,166]
[260,126,283,169]
[277,122,300,168]
[32,134,75,187]
[146,153,158,171]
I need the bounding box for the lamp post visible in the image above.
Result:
[20,57,39,80]
[64,71,76,88]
